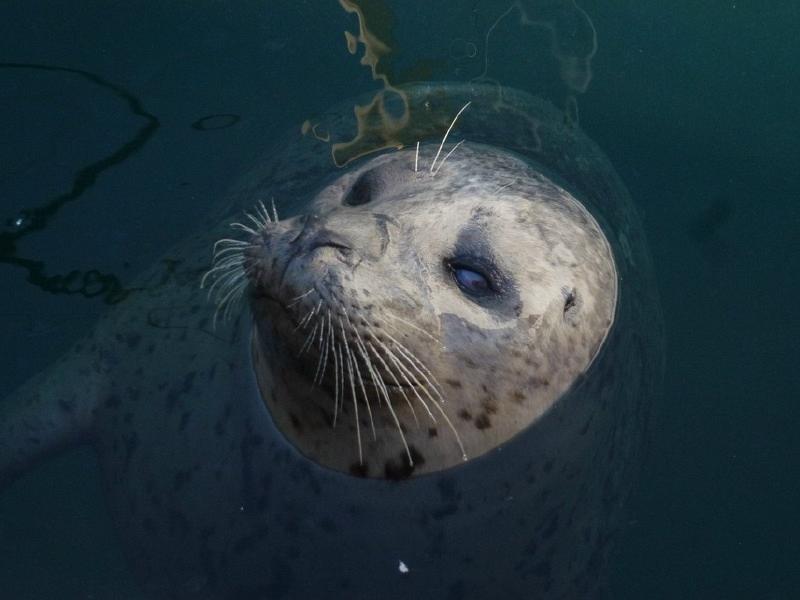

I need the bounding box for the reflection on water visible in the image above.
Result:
[0,63,159,304]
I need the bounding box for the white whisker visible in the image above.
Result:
[343,340,363,464]
[271,197,279,223]
[288,288,315,307]
[340,314,377,442]
[355,335,412,464]
[230,222,258,235]
[366,336,418,426]
[371,334,436,423]
[299,321,319,356]
[256,200,273,225]
[414,141,419,173]
[332,340,341,427]
[432,140,465,176]
[383,311,442,345]
[429,101,471,173]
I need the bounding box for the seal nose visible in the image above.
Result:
[294,212,393,263]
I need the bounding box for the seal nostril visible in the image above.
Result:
[344,170,374,206]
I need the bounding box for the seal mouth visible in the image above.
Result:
[263,288,421,396]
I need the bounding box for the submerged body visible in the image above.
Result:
[0,83,662,599]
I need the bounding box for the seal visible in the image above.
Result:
[0,82,663,599]
[231,141,618,478]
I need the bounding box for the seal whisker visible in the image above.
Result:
[366,339,419,427]
[205,267,245,301]
[382,334,466,460]
[383,311,442,345]
[313,311,332,387]
[432,139,465,176]
[379,328,447,398]
[414,141,419,173]
[220,279,248,323]
[256,200,273,225]
[372,336,436,423]
[245,211,267,231]
[351,327,382,407]
[495,180,515,194]
[365,335,419,426]
[212,245,253,262]
[299,321,319,356]
[331,340,341,427]
[429,101,471,173]
[343,340,363,465]
[271,197,279,223]
[356,336,412,465]
[213,272,250,327]
[293,309,314,332]
[213,237,249,251]
[339,316,377,442]
[204,262,245,297]
[230,221,258,235]
[288,288,315,306]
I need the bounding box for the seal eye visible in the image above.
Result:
[451,265,490,295]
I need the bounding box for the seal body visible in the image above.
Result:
[0,83,663,599]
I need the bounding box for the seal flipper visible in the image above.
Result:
[0,351,103,489]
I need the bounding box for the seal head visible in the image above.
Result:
[240,142,617,479]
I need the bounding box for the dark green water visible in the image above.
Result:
[0,1,797,598]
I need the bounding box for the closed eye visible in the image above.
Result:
[449,263,492,296]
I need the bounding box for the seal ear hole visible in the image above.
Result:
[562,287,580,321]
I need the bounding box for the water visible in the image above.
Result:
[0,1,797,598]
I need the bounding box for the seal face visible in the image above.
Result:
[234,142,617,478]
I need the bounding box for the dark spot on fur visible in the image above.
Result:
[543,460,554,473]
[289,413,303,432]
[58,398,74,413]
[126,333,142,349]
[510,390,526,404]
[428,427,438,437]
[445,379,462,389]
[384,446,425,481]
[481,397,498,414]
[474,413,491,430]
[349,462,369,477]
[529,376,550,388]
[458,409,472,421]
[145,343,155,355]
